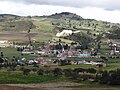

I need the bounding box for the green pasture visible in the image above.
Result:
[0,72,59,84]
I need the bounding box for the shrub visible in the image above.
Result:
[52,68,63,77]
[63,68,73,77]
[23,69,31,75]
[37,69,44,75]
[86,68,97,74]
[32,68,37,74]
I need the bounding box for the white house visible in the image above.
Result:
[56,29,80,37]
[0,40,8,44]
[56,30,73,37]
[0,40,10,47]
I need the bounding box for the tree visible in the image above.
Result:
[68,32,93,49]
[37,69,44,75]
[108,42,113,50]
[98,70,109,84]
[27,21,35,47]
[97,41,102,49]
[100,56,108,65]
[1,52,4,57]
[52,68,63,77]
[97,69,120,85]
[32,68,37,74]
[63,44,69,50]
[64,68,73,77]
[88,23,90,27]
[87,30,90,34]
[86,68,97,74]
[94,34,103,51]
[19,67,25,71]
[0,57,4,63]
[23,69,31,75]
[27,16,32,18]
[73,26,76,29]
[9,63,17,71]
[55,43,63,50]
[106,26,120,39]
[73,68,85,73]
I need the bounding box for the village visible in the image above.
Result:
[0,36,119,69]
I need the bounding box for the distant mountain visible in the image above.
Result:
[0,14,20,20]
[40,12,83,20]
[0,14,20,17]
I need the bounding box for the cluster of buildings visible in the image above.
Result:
[18,41,107,67]
[109,42,120,55]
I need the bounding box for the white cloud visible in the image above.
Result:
[78,7,120,23]
[3,0,120,10]
[0,1,120,23]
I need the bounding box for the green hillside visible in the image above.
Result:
[0,12,119,44]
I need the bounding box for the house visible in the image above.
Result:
[56,30,73,37]
[0,40,11,47]
[21,49,35,54]
[75,54,91,57]
[56,29,80,37]
[0,40,8,43]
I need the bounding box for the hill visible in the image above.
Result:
[40,12,83,20]
[0,14,20,21]
[0,12,119,46]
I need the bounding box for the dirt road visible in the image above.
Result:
[1,82,120,90]
[0,85,45,90]
[1,82,81,90]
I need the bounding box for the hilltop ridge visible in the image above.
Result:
[40,12,83,20]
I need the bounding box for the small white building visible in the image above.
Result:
[0,40,8,44]
[56,30,73,37]
[0,40,10,47]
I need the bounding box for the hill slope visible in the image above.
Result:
[0,12,119,44]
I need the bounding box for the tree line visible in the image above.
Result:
[20,67,120,85]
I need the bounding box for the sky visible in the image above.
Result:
[0,0,120,23]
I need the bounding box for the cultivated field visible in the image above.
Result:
[0,32,38,41]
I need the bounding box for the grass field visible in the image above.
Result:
[0,32,38,41]
[0,71,120,90]
[0,47,40,60]
[0,72,59,84]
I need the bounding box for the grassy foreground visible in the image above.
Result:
[0,72,59,84]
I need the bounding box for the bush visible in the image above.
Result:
[63,68,73,77]
[96,69,120,85]
[86,68,97,74]
[32,68,37,74]
[37,69,44,75]
[52,68,63,77]
[23,69,31,75]
[73,68,85,73]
